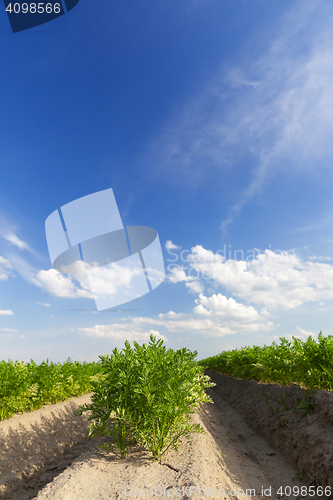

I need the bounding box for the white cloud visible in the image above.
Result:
[132,288,273,337]
[1,327,18,332]
[194,293,260,321]
[9,255,46,288]
[186,245,333,311]
[79,324,168,343]
[159,311,185,319]
[185,280,204,294]
[1,252,93,300]
[134,314,272,337]
[145,0,333,232]
[168,266,193,284]
[36,269,93,299]
[165,240,180,250]
[5,247,148,303]
[36,302,51,307]
[168,265,203,293]
[77,274,274,340]
[0,255,14,281]
[308,255,332,261]
[227,68,261,89]
[2,232,30,250]
[0,310,13,315]
[296,326,317,338]
[83,262,145,296]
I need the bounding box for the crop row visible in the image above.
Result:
[198,331,333,391]
[76,334,215,461]
[0,335,215,461]
[0,358,104,421]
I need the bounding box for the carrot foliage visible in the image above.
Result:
[76,334,215,461]
[198,331,333,391]
[0,358,103,421]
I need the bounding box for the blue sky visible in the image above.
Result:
[1,0,333,363]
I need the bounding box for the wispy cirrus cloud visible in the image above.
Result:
[2,232,30,251]
[0,255,14,281]
[0,213,32,251]
[146,0,333,233]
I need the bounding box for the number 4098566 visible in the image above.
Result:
[6,3,61,14]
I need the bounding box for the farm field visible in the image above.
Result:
[198,331,333,392]
[1,334,333,499]
[0,358,103,421]
[3,332,333,424]
[0,381,313,500]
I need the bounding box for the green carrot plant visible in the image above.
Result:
[198,331,333,392]
[76,334,216,461]
[0,358,103,420]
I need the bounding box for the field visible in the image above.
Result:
[1,333,333,499]
[0,378,314,500]
[0,358,103,421]
[2,332,332,424]
[198,331,333,392]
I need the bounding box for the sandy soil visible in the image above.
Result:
[0,375,315,500]
[206,370,333,490]
[0,394,96,500]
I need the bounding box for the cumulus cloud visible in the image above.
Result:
[159,311,185,319]
[79,324,168,343]
[83,261,145,296]
[194,293,260,321]
[36,269,93,299]
[0,310,13,315]
[133,289,272,336]
[167,265,203,293]
[1,327,18,332]
[165,240,180,250]
[0,251,94,300]
[185,245,333,311]
[168,266,193,284]
[2,248,154,303]
[72,252,276,341]
[77,284,273,342]
[185,280,204,294]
